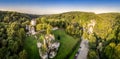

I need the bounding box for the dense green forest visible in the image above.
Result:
[0,11,120,59]
[0,11,32,59]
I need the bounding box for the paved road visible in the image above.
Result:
[77,38,89,59]
[76,20,95,59]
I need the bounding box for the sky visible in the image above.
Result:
[0,0,120,15]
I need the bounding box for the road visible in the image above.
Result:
[75,20,95,59]
[77,38,89,59]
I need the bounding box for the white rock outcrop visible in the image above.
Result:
[37,34,60,59]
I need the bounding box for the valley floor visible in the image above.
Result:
[23,29,80,59]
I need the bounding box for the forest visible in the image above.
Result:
[0,11,120,59]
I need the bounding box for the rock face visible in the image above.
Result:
[76,20,96,59]
[87,20,96,34]
[26,19,37,35]
[37,34,60,59]
[31,19,36,26]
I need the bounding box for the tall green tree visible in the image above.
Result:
[19,50,27,59]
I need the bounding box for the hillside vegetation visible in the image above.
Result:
[0,11,120,59]
[37,11,120,59]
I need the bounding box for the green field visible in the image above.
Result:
[23,36,40,59]
[23,29,79,59]
[52,29,79,59]
[69,43,80,59]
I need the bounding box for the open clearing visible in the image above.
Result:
[23,29,79,59]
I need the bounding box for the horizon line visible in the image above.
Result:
[0,9,120,15]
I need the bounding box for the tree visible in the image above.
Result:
[3,16,9,22]
[2,39,7,47]
[13,41,19,53]
[7,22,19,38]
[104,42,116,59]
[46,24,52,34]
[18,28,26,39]
[39,35,44,44]
[0,48,3,59]
[109,42,116,48]
[8,40,14,53]
[0,11,31,59]
[41,17,47,23]
[88,50,97,59]
[36,24,42,31]
[115,44,120,59]
[36,24,47,31]
[19,50,27,59]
